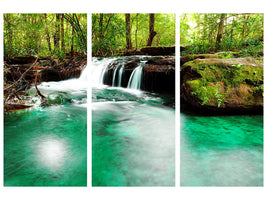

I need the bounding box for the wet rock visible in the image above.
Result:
[102,56,175,94]
[103,57,141,87]
[142,56,175,94]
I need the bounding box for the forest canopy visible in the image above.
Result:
[180,13,263,56]
[92,13,175,57]
[4,13,87,58]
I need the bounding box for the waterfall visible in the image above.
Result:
[91,57,146,91]
[118,64,124,87]
[79,65,88,81]
[127,61,145,90]
[91,58,115,85]
[112,65,120,87]
[33,65,89,97]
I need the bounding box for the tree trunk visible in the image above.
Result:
[99,13,104,41]
[147,14,157,47]
[6,14,13,55]
[216,14,226,49]
[54,14,60,52]
[125,13,132,50]
[71,14,75,55]
[230,14,236,41]
[135,14,139,49]
[44,14,52,52]
[61,14,65,53]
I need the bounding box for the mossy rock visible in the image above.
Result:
[180,51,240,66]
[181,57,263,114]
[46,92,71,106]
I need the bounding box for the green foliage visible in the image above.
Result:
[4,13,87,58]
[189,80,225,107]
[92,14,125,57]
[92,13,175,57]
[181,13,263,57]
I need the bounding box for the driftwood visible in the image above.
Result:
[4,55,47,111]
[4,56,39,91]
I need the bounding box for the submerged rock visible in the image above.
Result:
[181,57,263,114]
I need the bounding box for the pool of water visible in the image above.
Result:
[4,104,87,186]
[4,70,88,186]
[180,113,263,186]
[92,87,175,186]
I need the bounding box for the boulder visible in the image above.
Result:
[181,57,263,114]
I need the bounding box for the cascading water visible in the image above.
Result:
[34,65,88,98]
[117,64,124,87]
[112,64,120,87]
[92,57,147,91]
[127,61,145,90]
[91,57,115,86]
[92,56,175,186]
[79,65,88,81]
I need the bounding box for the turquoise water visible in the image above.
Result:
[4,105,87,186]
[92,87,175,186]
[4,70,88,186]
[180,113,263,186]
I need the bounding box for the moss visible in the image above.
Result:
[184,58,263,107]
[188,80,225,107]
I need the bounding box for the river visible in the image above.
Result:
[180,112,263,186]
[4,67,88,186]
[92,57,175,186]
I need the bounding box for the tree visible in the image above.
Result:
[147,13,157,47]
[44,14,52,53]
[5,14,13,55]
[4,13,87,58]
[134,14,139,49]
[125,13,132,50]
[61,14,65,53]
[180,13,263,55]
[54,14,60,53]
[216,13,226,49]
[91,13,175,56]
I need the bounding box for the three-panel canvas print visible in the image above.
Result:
[3,13,263,187]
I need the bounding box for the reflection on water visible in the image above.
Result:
[180,113,263,186]
[92,87,175,186]
[36,137,67,170]
[4,102,87,186]
[5,66,88,186]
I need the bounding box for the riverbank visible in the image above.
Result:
[4,54,87,112]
